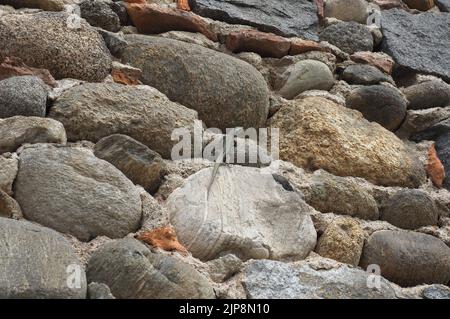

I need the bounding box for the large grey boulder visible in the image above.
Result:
[360,230,450,287]
[167,165,317,261]
[241,259,398,299]
[0,116,66,153]
[381,9,450,81]
[87,238,215,299]
[190,0,319,40]
[14,144,142,241]
[120,35,269,130]
[0,12,112,82]
[49,83,198,159]
[0,76,48,118]
[0,218,87,298]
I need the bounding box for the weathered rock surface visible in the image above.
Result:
[360,230,450,287]
[350,51,394,74]
[269,97,425,187]
[0,76,48,118]
[191,0,319,41]
[87,282,115,299]
[341,64,393,85]
[241,258,398,299]
[80,0,121,32]
[167,165,317,261]
[87,238,215,299]
[49,82,198,159]
[14,145,142,241]
[381,9,450,81]
[276,60,334,99]
[396,106,450,139]
[323,0,369,23]
[345,85,407,131]
[226,30,290,58]
[0,0,64,11]
[315,218,364,266]
[0,56,57,87]
[381,190,439,230]
[422,285,450,299]
[120,35,269,130]
[403,0,434,10]
[0,12,112,82]
[402,80,450,110]
[94,134,164,193]
[0,218,87,298]
[0,154,17,195]
[0,116,66,153]
[207,254,243,283]
[320,22,373,54]
[0,189,21,219]
[127,3,217,41]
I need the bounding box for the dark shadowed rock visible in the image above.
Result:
[0,154,17,195]
[87,238,215,299]
[0,218,87,298]
[346,85,407,131]
[49,83,198,159]
[190,0,319,40]
[80,0,121,32]
[0,0,64,11]
[0,76,47,118]
[381,9,450,81]
[381,190,439,230]
[87,282,115,299]
[0,189,21,219]
[319,22,373,54]
[120,35,269,130]
[402,80,450,110]
[360,230,450,287]
[94,134,164,193]
[436,0,450,11]
[341,64,393,85]
[0,116,66,153]
[0,12,112,82]
[14,144,142,241]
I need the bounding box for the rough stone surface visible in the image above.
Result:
[167,165,317,261]
[226,30,291,58]
[341,64,393,85]
[0,154,17,195]
[0,0,64,11]
[87,238,215,299]
[277,60,334,99]
[422,285,450,299]
[0,116,66,153]
[426,143,446,188]
[269,97,425,188]
[94,134,164,193]
[345,85,407,131]
[381,190,439,230]
[381,9,450,81]
[396,106,450,139]
[323,0,369,23]
[14,145,142,241]
[350,51,394,74]
[121,35,269,130]
[207,254,243,283]
[0,76,48,118]
[319,22,373,54]
[316,218,364,266]
[87,282,115,299]
[241,258,398,299]
[49,82,198,159]
[80,0,121,32]
[402,80,450,110]
[0,189,22,219]
[126,3,217,41]
[0,218,87,298]
[360,230,450,287]
[191,0,319,41]
[0,56,57,87]
[0,12,112,82]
